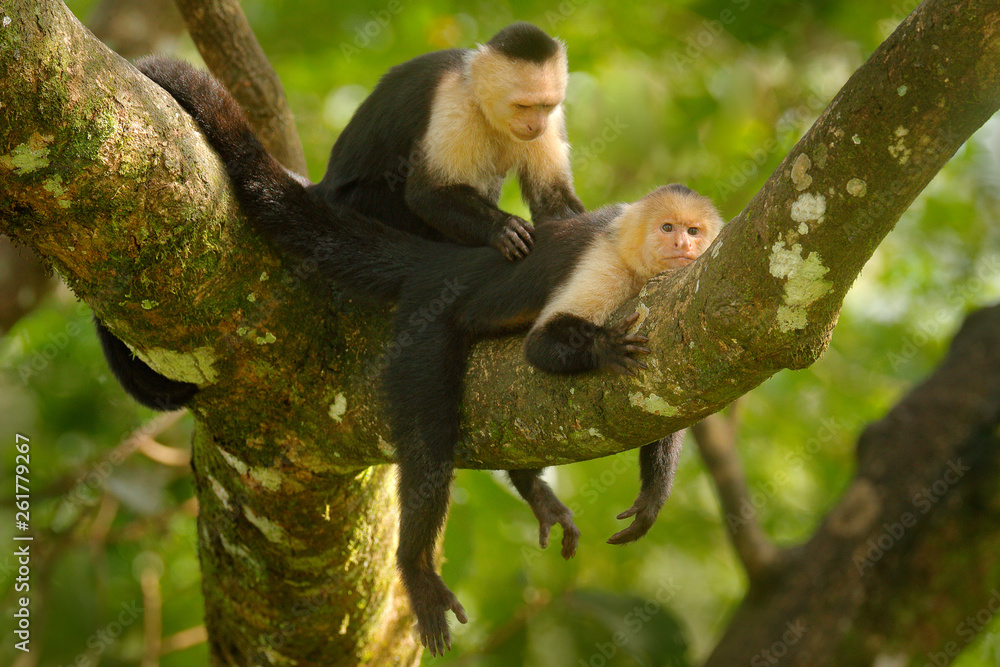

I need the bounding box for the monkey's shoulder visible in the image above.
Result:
[322,50,468,188]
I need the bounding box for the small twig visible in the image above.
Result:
[23,411,187,504]
[140,564,163,667]
[161,625,208,655]
[135,436,190,466]
[691,410,784,582]
[87,494,120,546]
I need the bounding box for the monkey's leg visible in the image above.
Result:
[507,468,580,559]
[385,319,469,655]
[396,448,467,655]
[607,430,683,544]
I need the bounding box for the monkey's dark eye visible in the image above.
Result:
[687,227,700,236]
[661,223,674,233]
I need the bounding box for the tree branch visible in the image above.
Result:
[2,0,998,473]
[691,411,786,581]
[705,303,1000,665]
[173,0,308,175]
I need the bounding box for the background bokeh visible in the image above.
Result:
[2,0,999,665]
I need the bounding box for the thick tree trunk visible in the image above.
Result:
[194,430,420,665]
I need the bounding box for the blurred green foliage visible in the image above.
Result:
[2,0,999,664]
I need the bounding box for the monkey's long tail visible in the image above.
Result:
[136,56,418,299]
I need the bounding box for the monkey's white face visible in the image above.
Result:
[505,101,559,141]
[471,46,569,142]
[617,188,723,279]
[656,221,715,269]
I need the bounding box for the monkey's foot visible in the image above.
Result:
[607,483,668,545]
[598,312,650,375]
[530,492,581,559]
[496,215,535,261]
[406,571,468,656]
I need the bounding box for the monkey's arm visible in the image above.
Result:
[405,165,534,261]
[519,169,585,223]
[523,312,649,375]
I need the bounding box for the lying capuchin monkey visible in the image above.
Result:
[134,57,723,655]
[311,21,585,260]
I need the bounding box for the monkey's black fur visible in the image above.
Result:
[133,57,676,654]
[487,21,562,63]
[94,317,198,410]
[310,50,465,242]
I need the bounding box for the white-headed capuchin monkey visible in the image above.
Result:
[133,57,723,656]
[311,21,585,261]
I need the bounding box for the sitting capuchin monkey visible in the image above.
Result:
[133,58,724,654]
[310,21,585,260]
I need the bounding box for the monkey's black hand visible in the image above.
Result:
[529,487,580,559]
[607,483,668,545]
[406,570,468,656]
[596,312,650,375]
[494,215,535,261]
